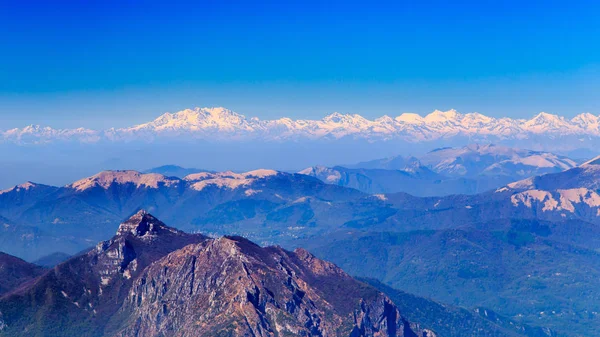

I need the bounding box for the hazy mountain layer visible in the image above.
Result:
[143,165,209,178]
[418,144,577,178]
[363,278,555,337]
[5,157,600,260]
[304,219,600,337]
[299,165,503,196]
[301,144,578,196]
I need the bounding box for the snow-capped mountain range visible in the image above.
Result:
[298,144,579,196]
[5,107,600,144]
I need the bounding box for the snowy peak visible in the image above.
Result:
[2,124,99,144]
[510,187,600,214]
[125,107,254,133]
[16,181,37,190]
[4,107,600,143]
[183,169,280,191]
[298,166,342,184]
[424,109,462,123]
[322,112,368,125]
[419,143,578,178]
[321,112,345,123]
[572,112,599,124]
[502,155,600,193]
[532,111,560,120]
[522,112,574,133]
[63,169,281,194]
[183,169,278,181]
[395,113,425,124]
[68,170,181,191]
[463,112,494,123]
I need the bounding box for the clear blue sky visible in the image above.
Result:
[1,0,599,128]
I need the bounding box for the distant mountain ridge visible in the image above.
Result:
[362,278,556,337]
[0,168,368,260]
[298,165,481,196]
[300,144,579,196]
[143,165,209,178]
[3,154,600,261]
[354,144,577,178]
[418,144,578,177]
[5,163,600,334]
[5,107,600,144]
[304,221,596,336]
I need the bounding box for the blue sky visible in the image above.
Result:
[1,0,599,128]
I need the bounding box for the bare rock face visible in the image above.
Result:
[116,236,435,337]
[116,210,179,237]
[0,211,206,337]
[0,212,435,337]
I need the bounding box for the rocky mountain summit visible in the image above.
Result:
[0,211,435,337]
[118,236,434,337]
[0,210,206,337]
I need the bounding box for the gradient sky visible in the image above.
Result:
[1,0,599,129]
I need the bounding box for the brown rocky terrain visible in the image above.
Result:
[0,210,207,337]
[0,211,434,337]
[117,236,434,337]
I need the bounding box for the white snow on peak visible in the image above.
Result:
[4,107,600,144]
[2,125,99,144]
[68,171,180,191]
[511,190,556,209]
[571,112,600,131]
[506,178,536,190]
[244,169,278,178]
[395,113,425,124]
[184,169,280,191]
[298,166,342,183]
[511,188,600,213]
[121,107,256,134]
[424,109,462,123]
[516,154,569,168]
[521,112,575,134]
[184,169,277,182]
[422,143,577,178]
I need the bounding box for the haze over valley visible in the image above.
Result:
[2,141,600,336]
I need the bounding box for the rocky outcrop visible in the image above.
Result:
[0,211,437,337]
[0,211,206,337]
[116,236,434,337]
